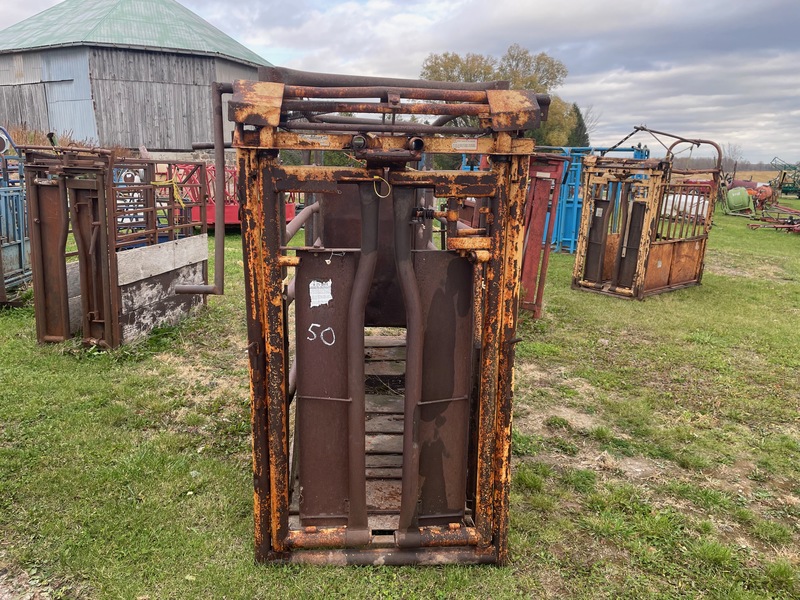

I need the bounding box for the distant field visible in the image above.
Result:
[733,170,778,183]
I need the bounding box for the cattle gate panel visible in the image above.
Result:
[0,151,32,304]
[24,149,209,347]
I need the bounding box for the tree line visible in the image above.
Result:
[419,44,590,148]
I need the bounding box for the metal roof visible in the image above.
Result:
[0,0,271,67]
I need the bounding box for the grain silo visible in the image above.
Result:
[0,0,271,149]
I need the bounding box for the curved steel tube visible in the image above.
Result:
[285,202,320,241]
[393,187,424,531]
[344,182,380,542]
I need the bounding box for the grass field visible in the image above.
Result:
[1,199,799,599]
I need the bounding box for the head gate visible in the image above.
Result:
[227,67,548,565]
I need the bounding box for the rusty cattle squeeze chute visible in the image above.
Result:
[573,127,722,300]
[224,67,549,565]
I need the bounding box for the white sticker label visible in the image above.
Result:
[657,260,663,268]
[299,134,331,147]
[309,279,333,308]
[535,171,552,179]
[595,207,604,217]
[452,139,478,151]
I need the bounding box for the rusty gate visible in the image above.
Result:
[572,131,721,299]
[25,148,209,347]
[519,154,569,317]
[226,67,549,564]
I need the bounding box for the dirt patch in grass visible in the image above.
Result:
[0,555,90,600]
[516,405,601,437]
[705,249,792,282]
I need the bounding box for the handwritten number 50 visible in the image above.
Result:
[307,323,336,346]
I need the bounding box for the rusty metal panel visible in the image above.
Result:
[519,155,567,318]
[614,201,646,290]
[416,251,473,525]
[667,239,705,287]
[69,179,115,347]
[26,174,71,342]
[582,197,611,284]
[602,234,620,282]
[24,149,208,347]
[318,188,407,327]
[643,243,673,291]
[294,250,356,525]
[485,89,547,131]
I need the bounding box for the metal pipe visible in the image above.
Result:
[344,182,380,543]
[261,66,510,91]
[285,202,320,241]
[284,85,491,103]
[280,121,489,136]
[282,100,490,116]
[176,82,228,296]
[285,277,297,305]
[16,145,113,155]
[532,169,562,319]
[394,186,424,532]
[288,359,298,402]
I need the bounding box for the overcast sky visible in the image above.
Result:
[6,0,800,163]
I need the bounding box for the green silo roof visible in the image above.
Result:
[0,0,271,67]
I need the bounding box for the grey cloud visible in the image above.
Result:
[5,0,799,161]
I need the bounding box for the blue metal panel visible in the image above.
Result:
[0,127,31,294]
[539,145,650,253]
[0,161,31,293]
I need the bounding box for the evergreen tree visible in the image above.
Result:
[566,103,590,147]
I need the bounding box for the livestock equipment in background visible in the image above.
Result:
[519,153,569,316]
[458,153,568,318]
[225,67,549,565]
[536,144,650,253]
[24,149,209,347]
[0,127,31,304]
[182,163,297,226]
[182,163,240,226]
[747,201,800,234]
[573,128,722,300]
[770,157,800,198]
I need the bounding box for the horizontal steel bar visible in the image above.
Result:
[283,100,489,116]
[279,121,489,136]
[284,85,490,103]
[260,66,510,91]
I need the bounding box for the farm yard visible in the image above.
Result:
[2,0,799,596]
[1,196,798,599]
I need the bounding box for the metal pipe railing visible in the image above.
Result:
[176,81,232,296]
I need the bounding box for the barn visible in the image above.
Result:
[0,0,271,150]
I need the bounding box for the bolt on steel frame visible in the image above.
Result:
[572,129,722,299]
[225,67,549,565]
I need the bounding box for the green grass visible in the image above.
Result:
[2,208,800,598]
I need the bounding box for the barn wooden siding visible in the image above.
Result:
[0,47,98,140]
[89,48,257,149]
